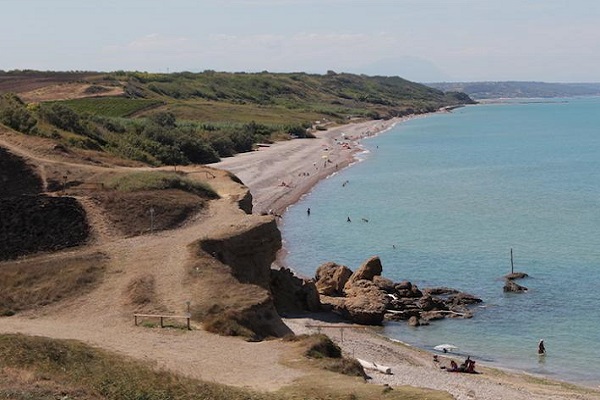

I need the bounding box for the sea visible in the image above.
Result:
[280,97,600,387]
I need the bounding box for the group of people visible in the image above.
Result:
[438,339,546,375]
[447,356,477,374]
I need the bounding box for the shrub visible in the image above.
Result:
[0,93,38,133]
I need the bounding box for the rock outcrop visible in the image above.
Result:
[270,267,321,314]
[314,256,482,326]
[315,262,352,296]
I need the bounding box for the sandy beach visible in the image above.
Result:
[213,118,600,400]
[213,118,402,216]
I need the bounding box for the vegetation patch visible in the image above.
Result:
[0,252,107,316]
[59,97,162,117]
[103,171,218,198]
[1,70,473,167]
[0,334,274,400]
[286,334,367,379]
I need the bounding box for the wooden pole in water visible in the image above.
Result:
[510,248,514,274]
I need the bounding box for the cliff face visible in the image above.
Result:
[199,217,281,289]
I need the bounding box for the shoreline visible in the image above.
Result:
[212,117,404,217]
[212,115,600,398]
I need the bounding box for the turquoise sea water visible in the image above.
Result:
[281,97,600,386]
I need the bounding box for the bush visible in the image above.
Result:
[0,93,37,133]
[39,102,87,135]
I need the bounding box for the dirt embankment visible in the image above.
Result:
[0,147,89,260]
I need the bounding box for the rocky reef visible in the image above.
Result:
[314,256,482,326]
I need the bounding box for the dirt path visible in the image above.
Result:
[0,196,304,390]
[0,129,308,390]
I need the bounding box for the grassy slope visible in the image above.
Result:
[0,334,453,400]
[119,70,474,121]
[0,71,474,167]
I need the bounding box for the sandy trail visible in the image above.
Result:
[0,194,303,391]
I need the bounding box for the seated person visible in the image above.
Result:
[449,360,459,372]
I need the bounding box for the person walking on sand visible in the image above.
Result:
[538,339,546,355]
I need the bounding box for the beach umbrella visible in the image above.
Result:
[434,344,458,352]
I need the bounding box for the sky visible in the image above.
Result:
[2,0,600,82]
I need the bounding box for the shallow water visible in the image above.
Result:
[281,97,600,386]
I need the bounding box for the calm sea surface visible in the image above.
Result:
[281,97,600,386]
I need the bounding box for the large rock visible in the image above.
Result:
[343,280,389,325]
[314,262,352,296]
[448,292,482,306]
[394,281,423,298]
[417,295,448,312]
[373,275,395,293]
[345,256,382,290]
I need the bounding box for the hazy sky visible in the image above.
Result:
[2,0,600,82]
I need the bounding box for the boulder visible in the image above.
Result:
[504,279,527,293]
[345,256,382,290]
[407,316,421,326]
[394,281,422,298]
[448,292,483,306]
[314,262,352,296]
[373,276,396,293]
[417,295,448,312]
[505,272,529,280]
[421,311,448,321]
[344,293,387,325]
[343,280,389,325]
[423,287,459,296]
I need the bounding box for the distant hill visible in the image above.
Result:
[426,81,600,100]
[0,70,475,166]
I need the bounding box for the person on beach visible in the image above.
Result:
[307,207,310,216]
[538,339,546,355]
[347,216,351,222]
[449,360,459,372]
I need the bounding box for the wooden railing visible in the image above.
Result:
[134,313,191,330]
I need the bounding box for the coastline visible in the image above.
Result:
[212,117,404,217]
[212,116,600,399]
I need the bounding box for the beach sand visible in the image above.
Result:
[213,118,600,400]
[213,118,401,216]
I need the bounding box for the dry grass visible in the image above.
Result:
[0,252,107,316]
[0,334,272,400]
[125,274,157,306]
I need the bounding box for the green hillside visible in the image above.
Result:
[0,70,474,166]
